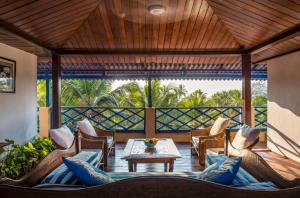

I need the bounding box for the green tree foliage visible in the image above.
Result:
[37,80,46,107]
[177,90,207,107]
[112,81,187,107]
[61,80,117,106]
[252,95,267,106]
[37,80,268,108]
[208,89,242,107]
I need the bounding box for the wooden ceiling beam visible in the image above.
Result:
[55,49,243,56]
[246,24,300,54]
[0,19,53,56]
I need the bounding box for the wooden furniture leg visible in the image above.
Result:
[169,160,174,172]
[128,161,133,172]
[133,163,137,172]
[164,163,168,172]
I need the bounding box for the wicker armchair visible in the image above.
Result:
[78,126,115,169]
[191,117,230,165]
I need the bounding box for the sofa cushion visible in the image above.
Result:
[209,117,230,136]
[34,183,85,190]
[63,158,114,186]
[41,151,101,185]
[198,157,241,185]
[205,154,259,185]
[232,125,260,149]
[77,118,97,137]
[107,172,201,181]
[235,182,278,191]
[49,125,74,149]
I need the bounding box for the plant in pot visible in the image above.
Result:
[0,137,55,179]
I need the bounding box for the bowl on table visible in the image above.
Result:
[144,138,159,148]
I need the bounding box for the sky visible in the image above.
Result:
[111,80,243,96]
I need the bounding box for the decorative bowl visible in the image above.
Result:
[144,138,159,148]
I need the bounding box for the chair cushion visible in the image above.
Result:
[77,118,97,137]
[63,158,114,186]
[198,157,241,185]
[107,136,114,148]
[205,154,259,185]
[49,125,74,149]
[41,151,101,185]
[232,125,260,149]
[192,136,199,147]
[209,117,230,136]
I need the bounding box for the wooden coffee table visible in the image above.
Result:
[121,138,181,172]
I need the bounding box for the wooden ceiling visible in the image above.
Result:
[0,0,299,71]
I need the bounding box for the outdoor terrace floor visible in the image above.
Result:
[107,143,300,180]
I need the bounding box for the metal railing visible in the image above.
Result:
[59,106,267,133]
[254,106,267,131]
[155,107,243,133]
[61,107,145,132]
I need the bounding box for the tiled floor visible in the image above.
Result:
[107,143,300,180]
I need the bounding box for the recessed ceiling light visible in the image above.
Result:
[148,5,166,15]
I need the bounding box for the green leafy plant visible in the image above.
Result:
[0,137,55,179]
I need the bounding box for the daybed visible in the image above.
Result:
[0,130,300,198]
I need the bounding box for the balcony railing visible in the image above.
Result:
[61,107,145,132]
[59,106,267,133]
[254,106,267,131]
[156,107,242,132]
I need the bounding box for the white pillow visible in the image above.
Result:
[232,125,260,149]
[49,125,74,149]
[77,118,97,136]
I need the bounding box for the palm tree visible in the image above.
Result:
[112,80,187,107]
[61,80,117,106]
[177,90,207,107]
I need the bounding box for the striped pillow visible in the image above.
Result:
[205,154,258,185]
[41,151,100,185]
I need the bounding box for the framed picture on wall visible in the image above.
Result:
[0,57,16,93]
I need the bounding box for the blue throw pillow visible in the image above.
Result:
[63,157,114,186]
[198,157,242,185]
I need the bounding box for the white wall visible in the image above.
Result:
[0,43,37,144]
[267,50,300,163]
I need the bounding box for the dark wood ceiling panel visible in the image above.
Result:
[206,0,300,48]
[0,0,297,73]
[0,0,100,48]
[0,29,50,55]
[252,36,300,63]
[38,55,242,69]
[62,0,241,50]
